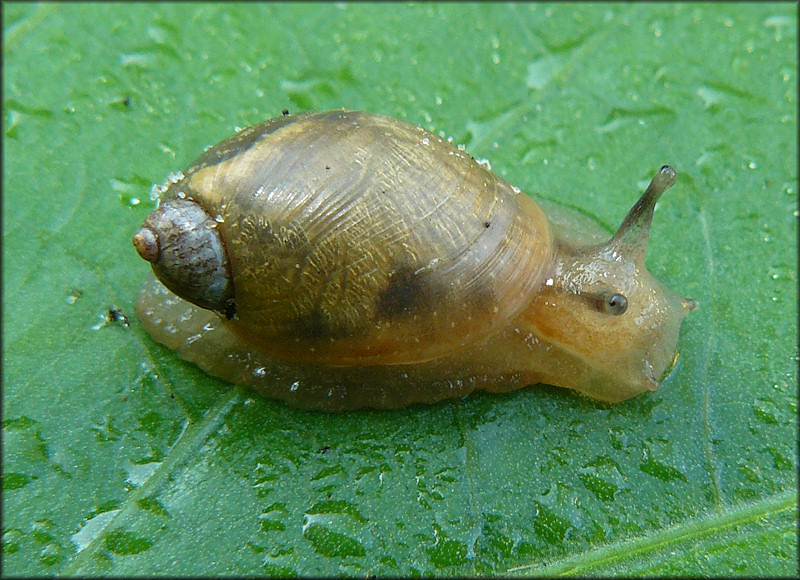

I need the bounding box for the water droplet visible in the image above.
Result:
[639,458,688,482]
[104,529,154,555]
[167,171,184,184]
[71,509,121,552]
[698,85,723,108]
[752,398,780,424]
[149,183,165,201]
[119,52,154,69]
[124,461,161,487]
[526,56,560,90]
[91,312,112,331]
[476,158,492,171]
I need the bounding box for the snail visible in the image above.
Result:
[133,109,697,411]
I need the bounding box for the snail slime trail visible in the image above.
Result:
[133,110,696,411]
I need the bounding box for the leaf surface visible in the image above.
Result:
[3,3,797,576]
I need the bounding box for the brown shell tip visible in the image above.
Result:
[133,227,160,263]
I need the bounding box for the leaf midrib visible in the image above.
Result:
[60,388,243,575]
[507,489,797,575]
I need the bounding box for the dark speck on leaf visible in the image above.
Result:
[109,307,130,327]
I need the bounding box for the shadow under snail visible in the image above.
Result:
[133,109,697,411]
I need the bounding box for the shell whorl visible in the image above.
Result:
[133,198,235,317]
[142,111,553,365]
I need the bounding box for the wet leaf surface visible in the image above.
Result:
[3,3,797,576]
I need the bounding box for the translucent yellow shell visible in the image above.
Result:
[134,110,695,411]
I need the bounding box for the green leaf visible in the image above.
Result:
[3,3,796,576]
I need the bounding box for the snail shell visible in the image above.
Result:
[133,110,696,411]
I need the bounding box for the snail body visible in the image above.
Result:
[134,110,696,411]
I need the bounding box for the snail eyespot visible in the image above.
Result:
[603,293,628,316]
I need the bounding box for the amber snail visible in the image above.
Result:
[133,109,696,411]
